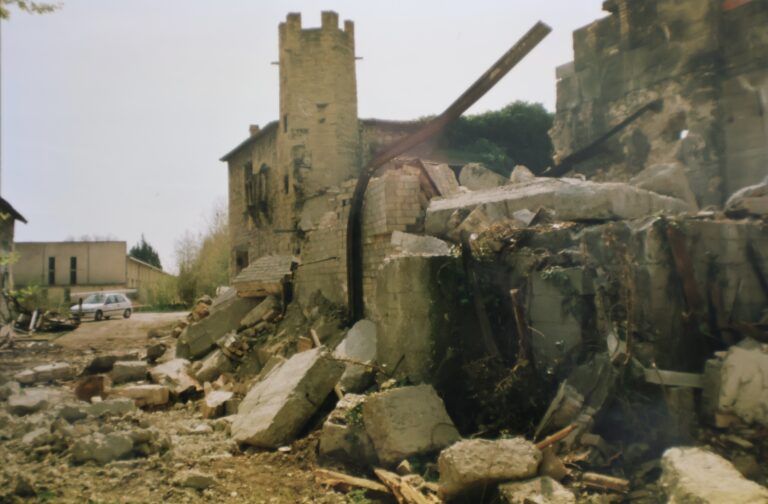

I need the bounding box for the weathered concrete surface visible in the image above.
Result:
[459,163,508,191]
[661,447,768,503]
[717,338,768,426]
[363,385,460,466]
[86,398,136,418]
[111,384,170,408]
[148,359,201,397]
[176,288,261,359]
[438,438,542,500]
[110,361,148,384]
[231,347,344,448]
[333,319,377,393]
[425,178,692,238]
[14,362,75,385]
[318,394,377,465]
[174,470,215,490]
[499,477,576,504]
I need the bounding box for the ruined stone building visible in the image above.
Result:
[552,0,768,206]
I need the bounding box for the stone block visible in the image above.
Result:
[15,362,75,385]
[149,359,201,398]
[195,349,234,384]
[7,388,67,416]
[200,390,234,419]
[176,288,261,359]
[318,394,377,465]
[72,432,134,465]
[110,361,148,384]
[86,398,136,418]
[231,347,344,448]
[459,163,508,191]
[240,296,279,328]
[499,477,576,504]
[363,385,460,466]
[438,438,542,500]
[333,319,377,393]
[716,338,768,426]
[390,231,453,257]
[112,384,170,408]
[83,352,140,374]
[174,470,215,490]
[630,162,699,209]
[661,447,768,503]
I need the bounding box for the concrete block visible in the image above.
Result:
[200,390,234,419]
[195,349,234,384]
[7,388,68,416]
[86,398,136,418]
[363,385,460,466]
[390,231,453,257]
[72,432,134,465]
[630,162,699,209]
[499,477,576,504]
[459,163,508,191]
[15,362,75,385]
[176,288,261,359]
[231,347,344,448]
[438,438,542,500]
[240,296,279,328]
[149,359,201,398]
[333,319,377,393]
[83,351,140,374]
[717,338,768,426]
[661,447,768,503]
[318,394,377,465]
[110,361,148,384]
[112,384,170,408]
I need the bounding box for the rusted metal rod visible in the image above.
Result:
[345,21,552,320]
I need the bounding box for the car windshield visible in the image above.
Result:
[83,293,106,304]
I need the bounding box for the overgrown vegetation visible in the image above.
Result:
[439,101,554,175]
[175,202,230,305]
[0,0,59,19]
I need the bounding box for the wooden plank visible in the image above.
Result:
[374,468,437,504]
[535,424,577,450]
[582,472,630,493]
[644,368,704,388]
[314,469,389,494]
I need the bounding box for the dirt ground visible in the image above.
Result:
[0,313,354,504]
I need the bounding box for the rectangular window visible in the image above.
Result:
[70,257,77,285]
[48,257,56,285]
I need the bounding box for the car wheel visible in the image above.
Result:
[95,310,104,321]
[123,309,132,319]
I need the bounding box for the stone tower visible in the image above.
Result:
[277,12,359,200]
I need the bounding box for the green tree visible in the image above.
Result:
[129,234,162,270]
[440,101,554,175]
[0,0,59,19]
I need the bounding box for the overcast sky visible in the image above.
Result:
[2,0,606,273]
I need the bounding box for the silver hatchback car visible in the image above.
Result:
[70,292,133,321]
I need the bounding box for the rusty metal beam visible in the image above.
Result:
[345,21,552,321]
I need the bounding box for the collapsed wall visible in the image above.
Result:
[551,0,768,207]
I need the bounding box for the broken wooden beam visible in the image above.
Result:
[314,469,390,494]
[582,472,630,493]
[535,424,577,451]
[373,468,438,504]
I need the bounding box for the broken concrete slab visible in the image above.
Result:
[176,288,261,360]
[240,295,279,328]
[425,178,692,238]
[111,384,170,408]
[661,447,768,503]
[363,384,460,466]
[14,362,75,385]
[110,361,148,384]
[459,163,508,191]
[390,231,453,257]
[630,162,699,210]
[83,351,140,374]
[438,438,542,500]
[71,432,134,465]
[231,347,344,448]
[148,359,201,398]
[318,394,377,465]
[715,338,768,427]
[333,319,377,393]
[200,390,234,419]
[422,162,460,196]
[86,398,136,418]
[174,470,215,490]
[499,477,576,504]
[7,388,69,416]
[195,349,234,384]
[725,176,768,217]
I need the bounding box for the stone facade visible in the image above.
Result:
[551,0,768,207]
